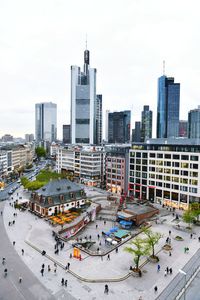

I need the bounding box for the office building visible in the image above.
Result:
[25,134,34,143]
[129,139,200,209]
[96,94,102,145]
[132,122,141,142]
[157,75,180,138]
[56,146,104,187]
[71,48,102,145]
[2,134,13,142]
[179,120,188,138]
[105,110,110,142]
[188,106,200,139]
[105,145,130,195]
[141,106,152,142]
[63,125,71,144]
[35,102,57,142]
[108,111,131,143]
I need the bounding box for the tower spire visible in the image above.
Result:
[163,60,165,75]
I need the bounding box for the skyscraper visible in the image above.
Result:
[157,75,180,138]
[96,94,102,145]
[141,105,152,142]
[35,102,57,142]
[132,121,141,142]
[188,106,200,139]
[70,48,102,145]
[108,111,131,143]
[179,120,188,138]
[63,125,71,144]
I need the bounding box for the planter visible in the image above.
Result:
[175,236,184,241]
[131,268,142,277]
[162,244,172,251]
[148,255,159,263]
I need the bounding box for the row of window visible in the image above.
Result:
[130,151,199,161]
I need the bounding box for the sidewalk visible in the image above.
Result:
[2,187,200,300]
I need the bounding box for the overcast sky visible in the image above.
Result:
[0,0,200,139]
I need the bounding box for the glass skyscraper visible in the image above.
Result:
[35,102,57,142]
[108,110,131,143]
[157,75,180,138]
[188,106,200,139]
[70,49,102,145]
[141,105,152,142]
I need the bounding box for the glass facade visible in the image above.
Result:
[157,76,180,138]
[108,110,131,143]
[141,105,152,142]
[188,107,200,139]
[35,102,57,142]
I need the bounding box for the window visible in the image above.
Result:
[190,163,198,169]
[173,154,180,159]
[181,155,189,160]
[150,153,155,158]
[136,152,141,158]
[190,155,198,161]
[165,154,171,159]
[181,163,189,168]
[157,153,163,158]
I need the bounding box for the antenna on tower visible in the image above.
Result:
[85,34,87,50]
[163,60,165,75]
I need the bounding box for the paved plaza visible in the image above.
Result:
[0,185,200,299]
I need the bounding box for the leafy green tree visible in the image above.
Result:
[35,147,46,158]
[20,177,30,188]
[124,237,149,271]
[182,209,195,228]
[26,181,45,191]
[143,228,162,258]
[190,203,200,221]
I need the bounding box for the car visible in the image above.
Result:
[8,189,13,195]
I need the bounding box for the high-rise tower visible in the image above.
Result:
[141,105,152,142]
[157,75,180,138]
[35,102,57,142]
[70,48,101,144]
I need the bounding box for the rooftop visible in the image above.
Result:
[36,178,82,196]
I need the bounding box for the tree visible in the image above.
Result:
[182,209,195,228]
[20,177,30,188]
[190,203,200,222]
[143,228,162,259]
[26,181,44,191]
[35,147,46,159]
[124,237,149,271]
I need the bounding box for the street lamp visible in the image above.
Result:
[179,269,187,300]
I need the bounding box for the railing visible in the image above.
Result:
[156,248,200,300]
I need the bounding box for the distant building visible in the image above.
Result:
[188,106,200,139]
[25,134,34,143]
[96,94,102,145]
[71,48,102,144]
[157,75,180,138]
[63,125,71,144]
[2,134,13,142]
[132,122,141,142]
[35,102,57,143]
[141,105,152,142]
[105,110,110,142]
[108,111,131,143]
[179,120,188,138]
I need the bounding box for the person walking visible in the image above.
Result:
[21,249,24,255]
[2,258,6,265]
[157,264,160,272]
[107,254,110,260]
[164,270,167,277]
[190,233,193,239]
[48,265,51,272]
[40,268,44,276]
[104,284,109,294]
[116,247,118,253]
[13,241,15,246]
[65,280,68,287]
[154,286,158,293]
[67,262,70,269]
[169,230,171,236]
[61,278,64,286]
[42,263,45,269]
[19,276,22,283]
[169,268,172,274]
[198,237,200,242]
[169,251,172,256]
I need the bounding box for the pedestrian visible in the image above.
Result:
[97,234,100,240]
[67,262,70,269]
[89,235,91,240]
[199,237,200,242]
[79,254,82,261]
[54,268,57,274]
[164,270,167,277]
[169,268,172,274]
[169,230,171,236]
[13,220,15,225]
[13,241,15,246]
[157,264,160,272]
[96,224,98,229]
[184,247,187,253]
[104,284,109,294]
[169,251,172,257]
[8,221,11,226]
[61,278,64,286]
[2,258,6,265]
[104,220,106,225]
[166,266,169,274]
[116,247,118,253]
[1,211,2,215]
[42,263,45,269]
[19,276,22,283]
[70,253,72,259]
[65,279,68,287]
[21,249,24,255]
[48,265,51,272]
[166,237,169,243]
[40,269,44,276]
[107,254,110,260]
[190,233,193,239]
[154,286,158,293]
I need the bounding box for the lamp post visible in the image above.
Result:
[179,269,187,300]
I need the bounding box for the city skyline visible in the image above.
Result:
[1,0,200,138]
